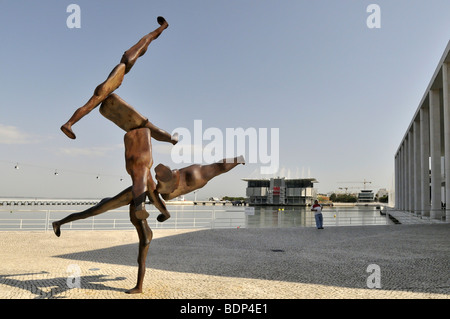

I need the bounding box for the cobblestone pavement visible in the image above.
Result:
[0,224,448,299]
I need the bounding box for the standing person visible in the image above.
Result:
[311,199,324,229]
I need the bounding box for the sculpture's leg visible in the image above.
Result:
[120,16,169,74]
[199,155,246,182]
[60,16,169,140]
[52,186,133,237]
[158,156,245,201]
[100,93,178,144]
[124,128,153,220]
[61,63,126,139]
[127,202,152,294]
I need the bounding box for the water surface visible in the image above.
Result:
[0,203,391,230]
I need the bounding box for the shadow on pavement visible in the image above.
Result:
[0,271,127,299]
[50,225,450,295]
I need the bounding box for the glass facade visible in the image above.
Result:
[358,190,374,202]
[243,178,317,206]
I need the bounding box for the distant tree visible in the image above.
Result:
[333,194,357,203]
[317,195,330,203]
[222,196,246,201]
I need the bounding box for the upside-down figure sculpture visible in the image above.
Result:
[54,17,244,294]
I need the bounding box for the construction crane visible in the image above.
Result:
[339,187,349,193]
[338,186,360,194]
[338,179,372,190]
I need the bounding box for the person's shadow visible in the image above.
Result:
[0,271,127,299]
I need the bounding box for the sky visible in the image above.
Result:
[1,0,450,200]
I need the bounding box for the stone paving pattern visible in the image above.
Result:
[0,224,448,299]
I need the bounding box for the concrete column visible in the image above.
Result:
[420,106,431,216]
[413,119,421,213]
[399,154,402,209]
[397,151,402,209]
[429,89,442,218]
[409,130,415,212]
[400,145,405,210]
[395,151,399,209]
[403,144,408,210]
[443,63,450,221]
[402,145,406,210]
[403,133,411,210]
[395,153,399,208]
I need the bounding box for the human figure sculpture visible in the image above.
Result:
[52,156,244,294]
[60,16,176,221]
[100,93,178,145]
[55,16,245,294]
[60,16,172,142]
[124,127,170,221]
[154,156,246,201]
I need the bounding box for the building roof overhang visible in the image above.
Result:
[242,177,319,183]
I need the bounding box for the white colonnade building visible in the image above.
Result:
[395,40,450,221]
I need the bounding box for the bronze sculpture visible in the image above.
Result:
[52,156,244,294]
[55,17,244,294]
[60,16,172,142]
[61,15,176,222]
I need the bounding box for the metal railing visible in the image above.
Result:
[312,209,390,227]
[244,207,395,228]
[1,207,446,231]
[0,208,246,231]
[307,208,446,226]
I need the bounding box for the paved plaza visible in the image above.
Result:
[0,224,448,299]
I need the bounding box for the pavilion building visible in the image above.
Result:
[243,177,318,206]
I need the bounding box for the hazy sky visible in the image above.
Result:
[1,0,450,200]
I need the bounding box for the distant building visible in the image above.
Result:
[242,177,318,206]
[376,188,389,199]
[358,190,374,202]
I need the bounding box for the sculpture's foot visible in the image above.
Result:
[126,286,142,294]
[135,209,149,220]
[157,16,168,28]
[171,133,178,145]
[52,222,61,237]
[61,123,76,139]
[237,155,246,164]
[157,213,170,222]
